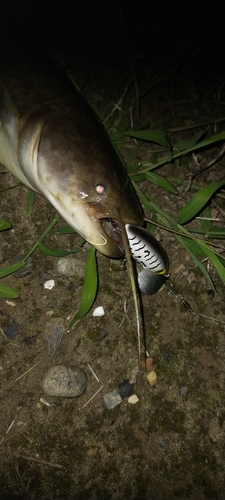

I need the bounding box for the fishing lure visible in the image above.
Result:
[125,224,169,295]
[125,224,169,273]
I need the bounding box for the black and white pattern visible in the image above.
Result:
[125,224,168,274]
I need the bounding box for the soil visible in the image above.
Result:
[0,62,225,500]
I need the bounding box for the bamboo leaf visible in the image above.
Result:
[0,261,25,279]
[68,246,97,330]
[174,130,205,151]
[207,228,225,238]
[177,237,207,257]
[129,173,146,182]
[178,180,225,224]
[127,129,172,151]
[0,283,19,298]
[197,241,225,284]
[38,242,81,257]
[145,172,177,193]
[199,205,212,232]
[56,225,76,235]
[0,220,11,231]
[178,237,216,291]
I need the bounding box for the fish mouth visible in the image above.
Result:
[88,202,143,258]
[101,218,124,255]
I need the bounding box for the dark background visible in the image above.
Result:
[1,0,224,83]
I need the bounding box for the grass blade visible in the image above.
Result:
[38,242,81,257]
[127,129,172,152]
[178,180,225,224]
[0,220,11,231]
[197,241,225,284]
[0,261,25,279]
[68,246,97,331]
[178,237,216,291]
[0,283,19,299]
[144,172,177,193]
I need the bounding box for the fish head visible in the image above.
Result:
[18,105,144,257]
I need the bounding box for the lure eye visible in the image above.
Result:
[95,183,107,195]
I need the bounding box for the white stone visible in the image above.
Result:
[92,306,105,317]
[128,394,139,404]
[44,279,55,290]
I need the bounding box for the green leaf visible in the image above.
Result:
[174,130,205,151]
[145,172,177,193]
[38,242,81,257]
[129,173,146,182]
[0,283,19,298]
[56,225,76,234]
[177,237,207,257]
[0,261,25,279]
[68,246,98,330]
[178,237,216,291]
[199,205,212,232]
[0,220,11,231]
[197,241,225,284]
[207,228,225,238]
[178,180,225,224]
[127,129,172,151]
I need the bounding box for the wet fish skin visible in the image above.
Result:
[0,41,143,257]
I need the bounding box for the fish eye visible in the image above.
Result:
[95,183,107,194]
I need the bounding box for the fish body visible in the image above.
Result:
[0,42,143,257]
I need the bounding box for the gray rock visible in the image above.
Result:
[43,365,87,397]
[181,386,189,396]
[57,256,85,277]
[156,436,170,451]
[42,318,65,357]
[4,320,20,339]
[102,389,122,410]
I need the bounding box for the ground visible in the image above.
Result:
[0,66,225,500]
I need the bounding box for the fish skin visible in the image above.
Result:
[0,41,143,257]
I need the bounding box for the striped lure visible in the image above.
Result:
[125,224,169,274]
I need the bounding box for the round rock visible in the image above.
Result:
[57,256,85,277]
[43,365,86,398]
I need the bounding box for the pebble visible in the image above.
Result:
[44,279,55,290]
[4,320,20,339]
[157,436,170,451]
[147,370,157,386]
[92,306,105,317]
[102,389,122,409]
[181,386,189,396]
[57,256,85,277]
[43,365,87,397]
[117,379,134,399]
[163,353,171,363]
[10,255,35,278]
[41,318,65,357]
[128,394,139,404]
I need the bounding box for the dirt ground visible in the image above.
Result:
[0,66,225,500]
